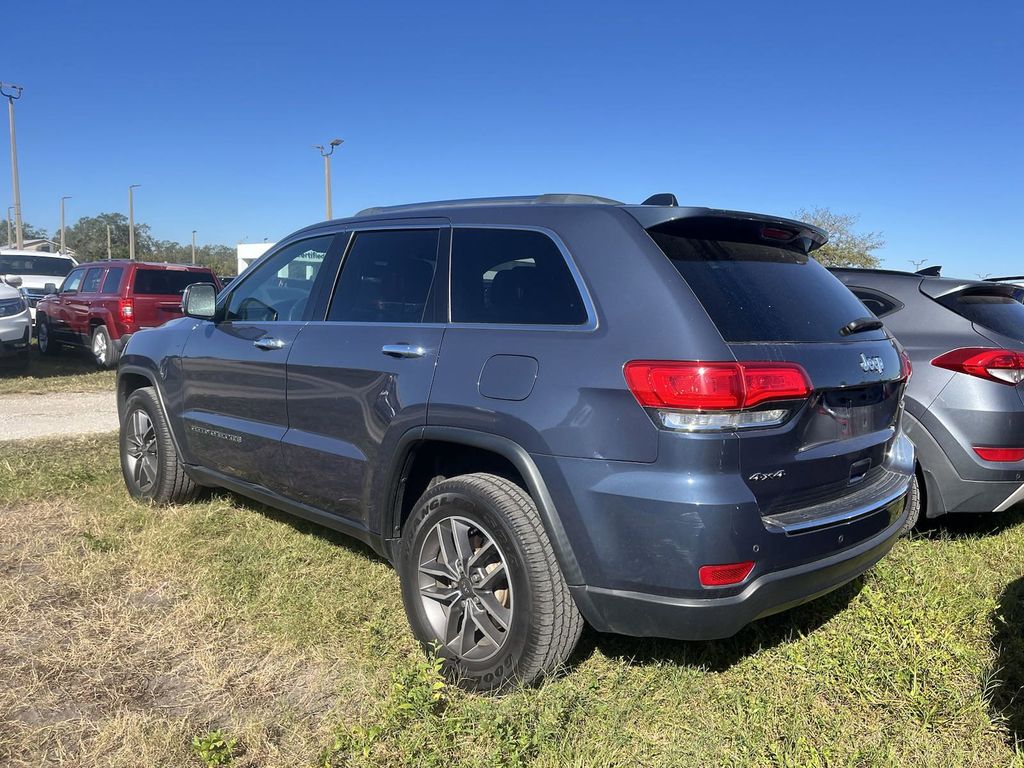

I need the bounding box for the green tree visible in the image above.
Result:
[4,220,48,245]
[60,212,154,261]
[794,207,884,268]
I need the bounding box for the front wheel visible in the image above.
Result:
[37,316,59,356]
[398,473,583,692]
[120,386,199,504]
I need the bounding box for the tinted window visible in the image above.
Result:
[851,288,901,318]
[450,228,587,325]
[101,267,124,294]
[61,268,85,293]
[133,269,216,296]
[938,288,1024,339]
[649,225,882,343]
[226,236,334,322]
[328,229,439,323]
[0,254,74,277]
[81,267,104,293]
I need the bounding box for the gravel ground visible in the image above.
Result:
[0,391,118,441]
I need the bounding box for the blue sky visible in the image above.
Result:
[2,1,1021,276]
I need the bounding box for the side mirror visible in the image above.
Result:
[2,274,22,289]
[182,282,218,320]
[44,283,57,295]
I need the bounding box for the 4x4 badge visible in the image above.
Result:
[749,470,786,481]
[859,354,884,374]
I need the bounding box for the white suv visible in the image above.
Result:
[0,276,31,365]
[0,250,78,321]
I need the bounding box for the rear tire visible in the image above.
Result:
[91,325,119,369]
[900,472,922,536]
[37,316,59,356]
[120,386,199,504]
[398,472,583,692]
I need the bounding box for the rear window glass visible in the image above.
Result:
[648,225,881,343]
[133,269,213,295]
[0,254,75,277]
[937,289,1024,339]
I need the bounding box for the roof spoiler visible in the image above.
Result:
[916,265,942,276]
[623,206,828,253]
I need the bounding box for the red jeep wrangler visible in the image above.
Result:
[35,260,221,368]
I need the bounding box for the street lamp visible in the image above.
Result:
[1,83,24,249]
[59,196,71,255]
[313,138,343,220]
[909,258,928,272]
[6,205,13,247]
[128,184,140,260]
[191,230,197,265]
[106,224,112,259]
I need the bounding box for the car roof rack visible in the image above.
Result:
[356,193,623,217]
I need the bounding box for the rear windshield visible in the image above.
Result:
[133,269,213,295]
[0,254,74,277]
[937,289,1024,339]
[648,223,880,343]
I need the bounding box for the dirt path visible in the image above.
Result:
[0,391,118,441]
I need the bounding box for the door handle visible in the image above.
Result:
[253,337,286,350]
[382,343,426,359]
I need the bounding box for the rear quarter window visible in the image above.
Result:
[101,267,124,294]
[648,224,882,343]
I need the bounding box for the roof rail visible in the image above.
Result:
[355,193,622,217]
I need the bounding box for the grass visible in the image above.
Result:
[0,344,115,395]
[2,435,1024,766]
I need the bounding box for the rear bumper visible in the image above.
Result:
[532,430,914,640]
[904,410,1024,516]
[570,495,906,640]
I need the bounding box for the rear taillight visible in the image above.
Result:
[973,447,1024,462]
[899,349,913,381]
[119,298,134,322]
[624,361,811,432]
[699,561,755,587]
[931,347,1024,385]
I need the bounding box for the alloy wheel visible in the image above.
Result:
[417,516,513,662]
[125,408,158,492]
[93,332,107,366]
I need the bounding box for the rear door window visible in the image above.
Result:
[133,268,215,296]
[328,229,440,323]
[81,267,105,293]
[936,288,1024,339]
[647,221,883,343]
[450,228,588,325]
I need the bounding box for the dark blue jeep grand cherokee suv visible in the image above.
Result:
[116,194,914,690]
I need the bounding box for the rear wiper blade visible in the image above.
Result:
[840,316,884,336]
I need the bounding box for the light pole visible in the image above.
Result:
[1,83,24,249]
[313,138,342,220]
[106,224,112,259]
[191,230,197,265]
[128,184,140,260]
[5,205,12,247]
[59,196,71,255]
[909,258,928,272]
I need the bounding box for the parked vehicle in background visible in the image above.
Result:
[117,193,914,690]
[0,275,31,366]
[35,260,220,369]
[0,250,78,321]
[832,267,1024,526]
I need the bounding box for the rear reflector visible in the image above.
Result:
[699,561,755,587]
[624,361,811,410]
[932,347,1024,385]
[973,447,1024,462]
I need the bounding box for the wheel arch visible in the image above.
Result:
[117,364,191,463]
[382,426,583,584]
